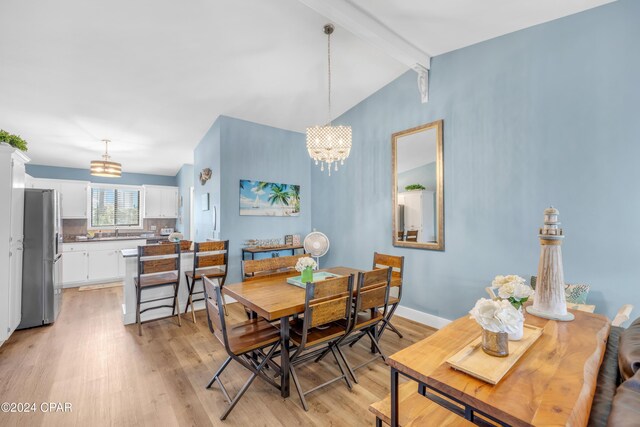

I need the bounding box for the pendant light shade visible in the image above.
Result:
[306,24,352,176]
[90,139,121,178]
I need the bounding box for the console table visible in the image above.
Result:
[387,310,610,426]
[241,244,304,260]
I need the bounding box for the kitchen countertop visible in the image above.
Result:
[63,236,168,243]
[120,248,193,258]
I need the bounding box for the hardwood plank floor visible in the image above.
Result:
[0,287,435,426]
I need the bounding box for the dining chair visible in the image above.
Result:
[288,274,355,411]
[202,276,282,421]
[241,253,312,319]
[372,252,404,339]
[161,239,192,252]
[241,253,311,280]
[397,231,405,241]
[134,243,181,336]
[405,230,418,242]
[184,240,229,322]
[339,267,392,383]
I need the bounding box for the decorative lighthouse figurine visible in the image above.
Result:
[526,207,575,321]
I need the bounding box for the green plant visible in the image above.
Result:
[405,184,425,191]
[0,129,28,151]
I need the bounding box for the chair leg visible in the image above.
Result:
[378,303,403,339]
[348,332,366,348]
[366,328,387,362]
[173,282,181,327]
[190,294,196,323]
[289,365,309,411]
[330,346,353,389]
[385,320,403,338]
[206,356,232,389]
[136,285,142,336]
[336,344,358,383]
[183,275,193,313]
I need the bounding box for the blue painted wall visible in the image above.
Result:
[311,0,640,321]
[193,118,222,243]
[219,116,311,283]
[26,164,177,186]
[176,164,194,238]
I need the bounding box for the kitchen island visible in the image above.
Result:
[120,248,206,325]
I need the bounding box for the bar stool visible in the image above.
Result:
[135,243,181,336]
[184,240,229,322]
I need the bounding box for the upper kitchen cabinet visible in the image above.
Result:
[28,178,89,219]
[143,185,178,218]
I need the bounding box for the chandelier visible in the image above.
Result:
[90,139,122,178]
[306,24,352,176]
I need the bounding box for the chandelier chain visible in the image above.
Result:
[327,27,332,125]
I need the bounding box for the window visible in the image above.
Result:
[90,186,142,228]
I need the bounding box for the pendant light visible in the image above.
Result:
[90,139,122,178]
[306,24,352,176]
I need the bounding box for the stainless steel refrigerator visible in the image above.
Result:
[17,189,63,329]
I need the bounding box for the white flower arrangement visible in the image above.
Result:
[469,298,524,334]
[295,257,317,272]
[491,275,534,310]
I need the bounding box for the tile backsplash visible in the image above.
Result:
[62,218,177,238]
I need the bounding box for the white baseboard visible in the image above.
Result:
[395,305,451,330]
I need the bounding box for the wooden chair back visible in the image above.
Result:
[162,240,192,252]
[397,231,405,241]
[355,267,392,314]
[194,241,229,281]
[373,252,404,288]
[137,243,180,276]
[298,275,354,349]
[203,276,230,350]
[405,230,418,242]
[242,253,311,280]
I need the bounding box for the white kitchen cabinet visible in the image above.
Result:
[62,250,88,284]
[59,181,88,218]
[62,239,146,287]
[143,185,179,218]
[0,145,29,346]
[87,249,119,282]
[29,178,89,219]
[400,190,436,242]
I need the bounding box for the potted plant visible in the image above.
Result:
[0,130,28,152]
[295,257,317,283]
[469,298,523,357]
[404,184,425,191]
[490,275,534,340]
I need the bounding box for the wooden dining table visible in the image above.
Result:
[223,266,361,398]
[387,309,611,426]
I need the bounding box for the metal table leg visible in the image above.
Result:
[280,316,290,398]
[391,367,399,427]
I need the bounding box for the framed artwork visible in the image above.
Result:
[201,193,210,211]
[240,180,300,217]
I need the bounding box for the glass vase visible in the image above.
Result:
[481,329,509,357]
[301,267,313,283]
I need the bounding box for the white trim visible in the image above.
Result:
[395,305,451,330]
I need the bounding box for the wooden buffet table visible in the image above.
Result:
[223,266,361,398]
[387,310,610,426]
[241,244,304,260]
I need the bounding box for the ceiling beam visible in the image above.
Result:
[298,0,431,102]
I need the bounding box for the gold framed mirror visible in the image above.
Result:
[392,120,444,250]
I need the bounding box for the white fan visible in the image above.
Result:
[303,231,330,268]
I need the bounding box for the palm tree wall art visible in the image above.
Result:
[240,179,300,216]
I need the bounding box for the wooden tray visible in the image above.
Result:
[446,324,543,385]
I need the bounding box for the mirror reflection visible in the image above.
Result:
[392,120,443,250]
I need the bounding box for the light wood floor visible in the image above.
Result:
[0,287,435,427]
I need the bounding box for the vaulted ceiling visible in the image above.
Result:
[0,0,615,175]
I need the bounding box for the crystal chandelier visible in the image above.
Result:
[306,24,352,176]
[90,139,122,178]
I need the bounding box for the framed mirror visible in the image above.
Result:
[392,120,444,250]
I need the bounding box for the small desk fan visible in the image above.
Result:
[303,231,330,268]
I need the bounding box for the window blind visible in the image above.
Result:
[90,187,140,227]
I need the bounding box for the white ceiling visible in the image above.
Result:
[0,0,615,176]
